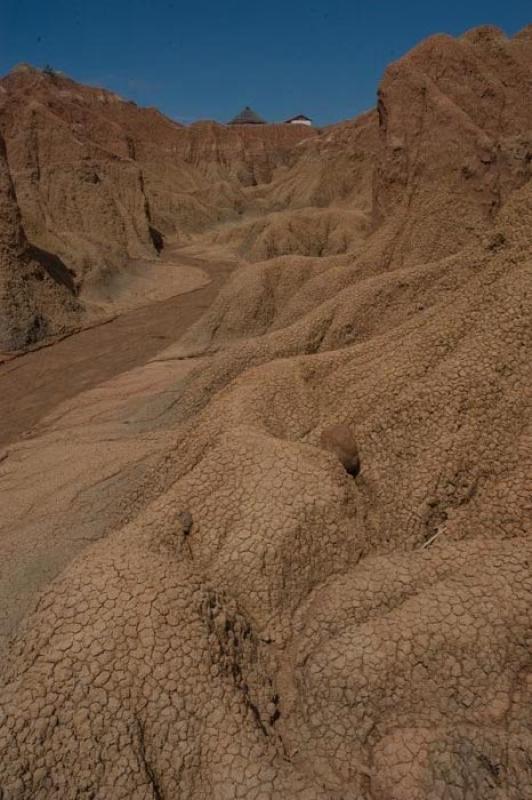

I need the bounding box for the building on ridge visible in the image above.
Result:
[229,106,267,125]
[284,114,313,126]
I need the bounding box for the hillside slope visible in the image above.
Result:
[0,132,81,350]
[0,65,315,347]
[0,25,531,800]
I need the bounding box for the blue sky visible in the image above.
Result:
[1,1,530,126]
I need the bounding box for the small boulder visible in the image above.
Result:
[320,424,360,477]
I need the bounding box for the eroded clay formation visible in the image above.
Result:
[0,24,531,800]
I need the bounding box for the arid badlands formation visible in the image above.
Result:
[0,24,531,800]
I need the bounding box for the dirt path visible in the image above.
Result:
[0,249,234,449]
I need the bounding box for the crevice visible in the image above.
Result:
[27,244,79,295]
[135,715,165,800]
[137,167,164,253]
[202,589,280,740]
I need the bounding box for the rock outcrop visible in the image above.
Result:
[0,66,316,347]
[372,25,532,267]
[0,132,80,351]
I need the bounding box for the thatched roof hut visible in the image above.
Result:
[229,106,266,125]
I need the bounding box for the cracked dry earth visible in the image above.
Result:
[1,25,532,800]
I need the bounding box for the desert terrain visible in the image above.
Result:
[0,24,531,800]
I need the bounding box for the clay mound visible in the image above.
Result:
[208,206,370,261]
[0,69,316,281]
[0,67,317,337]
[1,195,530,798]
[262,111,379,212]
[0,68,316,340]
[0,25,531,800]
[373,25,532,267]
[0,69,165,284]
[0,133,81,351]
[172,254,334,355]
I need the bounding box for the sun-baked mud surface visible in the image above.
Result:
[0,247,234,649]
[0,24,531,800]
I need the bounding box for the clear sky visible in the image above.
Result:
[1,1,530,126]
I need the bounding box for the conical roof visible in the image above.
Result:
[229,106,266,125]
